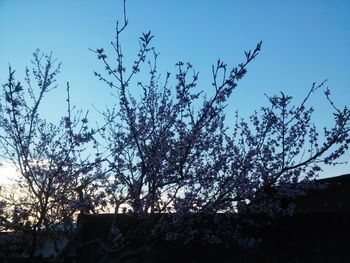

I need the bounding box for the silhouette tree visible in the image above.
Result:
[93,5,349,218]
[88,2,350,252]
[0,50,104,259]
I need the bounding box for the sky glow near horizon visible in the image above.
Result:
[0,0,349,181]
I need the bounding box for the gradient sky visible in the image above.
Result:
[0,0,349,178]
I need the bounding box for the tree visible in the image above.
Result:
[93,5,349,216]
[90,1,350,248]
[0,50,104,259]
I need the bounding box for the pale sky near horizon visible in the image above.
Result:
[0,0,349,180]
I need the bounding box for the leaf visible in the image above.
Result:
[14,82,23,92]
[141,31,153,44]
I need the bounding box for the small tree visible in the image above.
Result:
[0,50,103,258]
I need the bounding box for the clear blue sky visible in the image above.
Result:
[0,0,349,177]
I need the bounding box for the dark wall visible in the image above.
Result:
[294,174,350,213]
